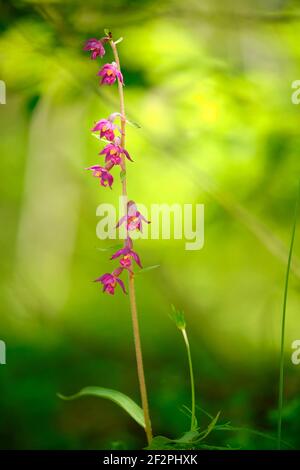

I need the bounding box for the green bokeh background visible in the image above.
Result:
[1,0,300,450]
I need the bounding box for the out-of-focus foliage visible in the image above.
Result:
[1,0,300,449]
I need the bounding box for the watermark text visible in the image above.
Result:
[96,198,204,251]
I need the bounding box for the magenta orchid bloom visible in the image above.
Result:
[98,62,124,85]
[86,165,113,188]
[83,38,106,59]
[100,143,132,166]
[94,267,126,295]
[92,119,116,141]
[117,201,150,232]
[111,239,142,269]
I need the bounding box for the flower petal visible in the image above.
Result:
[116,277,127,294]
[123,149,133,162]
[111,248,125,260]
[131,250,142,268]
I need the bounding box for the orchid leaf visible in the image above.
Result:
[58,386,145,428]
[126,119,141,129]
[136,265,160,275]
[91,134,111,146]
[97,244,123,252]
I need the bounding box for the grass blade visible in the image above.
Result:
[277,183,300,449]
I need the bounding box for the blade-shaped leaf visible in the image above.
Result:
[198,411,221,441]
[97,244,123,252]
[58,386,145,428]
[136,265,160,275]
[199,444,238,450]
[126,119,141,129]
[91,134,111,144]
[146,436,174,450]
[175,430,199,443]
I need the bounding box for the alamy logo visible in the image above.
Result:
[291,80,300,104]
[96,198,204,250]
[0,340,6,365]
[291,340,300,365]
[0,80,6,104]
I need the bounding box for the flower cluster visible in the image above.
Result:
[84,38,129,189]
[84,36,150,295]
[86,120,131,188]
[94,202,150,295]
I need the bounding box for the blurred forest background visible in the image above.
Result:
[1,0,300,450]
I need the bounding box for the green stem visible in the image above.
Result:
[182,328,196,430]
[277,183,300,450]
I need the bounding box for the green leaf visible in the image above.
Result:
[198,411,221,441]
[91,134,111,145]
[58,386,145,429]
[91,133,101,140]
[104,28,111,36]
[277,181,300,449]
[126,119,141,129]
[174,413,220,445]
[195,405,214,420]
[175,430,199,443]
[199,444,238,450]
[136,265,160,275]
[146,436,175,450]
[97,244,123,252]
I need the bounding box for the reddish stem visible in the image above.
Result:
[109,37,153,445]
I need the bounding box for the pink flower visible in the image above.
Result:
[86,165,113,188]
[111,238,142,269]
[117,201,150,232]
[100,143,132,166]
[92,119,116,141]
[94,267,126,295]
[83,38,105,59]
[98,62,123,85]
